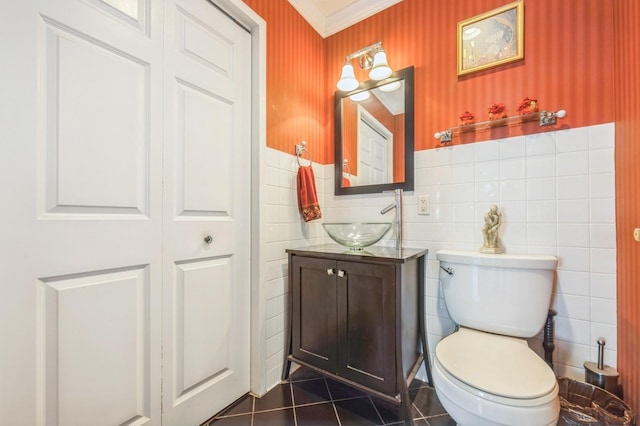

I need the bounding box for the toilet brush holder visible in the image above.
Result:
[584,338,619,396]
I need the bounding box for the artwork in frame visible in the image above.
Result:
[457,0,524,76]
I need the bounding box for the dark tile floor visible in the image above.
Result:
[202,367,454,426]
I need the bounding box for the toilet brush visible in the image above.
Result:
[584,338,620,396]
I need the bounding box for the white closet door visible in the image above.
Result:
[1,0,253,425]
[0,0,163,425]
[358,119,391,185]
[161,0,252,425]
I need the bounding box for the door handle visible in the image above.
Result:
[204,236,213,244]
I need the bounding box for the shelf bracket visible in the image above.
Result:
[434,129,452,143]
[539,110,566,127]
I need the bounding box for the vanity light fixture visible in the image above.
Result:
[336,41,393,91]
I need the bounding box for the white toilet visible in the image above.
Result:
[432,250,560,426]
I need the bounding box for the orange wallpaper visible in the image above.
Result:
[341,99,358,175]
[325,0,615,157]
[241,0,327,163]
[613,0,640,414]
[241,0,616,161]
[243,0,639,411]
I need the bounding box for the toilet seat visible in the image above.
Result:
[432,356,559,425]
[435,327,557,400]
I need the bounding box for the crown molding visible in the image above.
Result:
[288,0,402,38]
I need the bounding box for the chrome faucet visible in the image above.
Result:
[380,189,403,252]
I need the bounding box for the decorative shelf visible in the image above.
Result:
[434,109,566,143]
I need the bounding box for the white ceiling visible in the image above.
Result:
[288,0,402,38]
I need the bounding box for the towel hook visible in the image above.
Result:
[342,159,351,179]
[295,141,313,167]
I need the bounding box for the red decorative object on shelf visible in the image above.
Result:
[488,103,507,120]
[517,97,539,115]
[458,111,475,126]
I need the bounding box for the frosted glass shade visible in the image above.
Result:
[369,51,392,80]
[349,91,370,101]
[379,80,401,92]
[337,63,359,91]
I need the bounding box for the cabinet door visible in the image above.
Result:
[291,256,338,372]
[336,261,396,395]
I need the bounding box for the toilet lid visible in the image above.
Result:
[435,328,557,399]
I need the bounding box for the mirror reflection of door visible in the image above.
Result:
[340,81,405,188]
[335,66,414,196]
[357,105,393,186]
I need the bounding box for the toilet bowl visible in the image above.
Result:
[434,250,560,426]
[433,328,559,426]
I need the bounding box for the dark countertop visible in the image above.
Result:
[286,244,428,264]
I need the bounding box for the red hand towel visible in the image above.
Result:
[297,166,321,222]
[342,176,351,187]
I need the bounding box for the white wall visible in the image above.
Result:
[260,148,326,388]
[260,123,617,391]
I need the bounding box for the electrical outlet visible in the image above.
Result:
[417,195,430,215]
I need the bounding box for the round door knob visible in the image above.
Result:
[204,236,213,244]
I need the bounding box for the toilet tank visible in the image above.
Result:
[436,250,558,338]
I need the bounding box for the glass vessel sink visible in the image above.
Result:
[322,223,392,250]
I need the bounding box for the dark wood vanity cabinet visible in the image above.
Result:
[283,245,430,423]
[291,255,397,394]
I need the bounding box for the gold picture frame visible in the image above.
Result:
[457,0,524,76]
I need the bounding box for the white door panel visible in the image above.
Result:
[39,266,152,426]
[176,6,235,77]
[173,257,233,394]
[162,0,251,424]
[1,1,163,424]
[176,82,233,216]
[357,107,393,185]
[41,18,150,215]
[1,0,250,424]
[358,122,388,185]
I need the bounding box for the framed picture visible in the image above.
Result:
[457,0,524,76]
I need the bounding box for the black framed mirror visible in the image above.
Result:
[335,66,414,195]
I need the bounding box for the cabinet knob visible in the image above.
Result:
[337,270,346,278]
[327,269,335,276]
[204,236,213,244]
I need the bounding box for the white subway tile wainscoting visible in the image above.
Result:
[261,123,616,393]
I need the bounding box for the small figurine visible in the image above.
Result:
[459,111,475,126]
[517,97,539,115]
[481,205,502,254]
[488,103,507,120]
